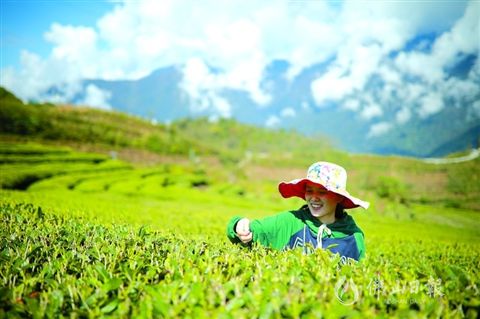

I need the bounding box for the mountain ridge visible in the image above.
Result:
[58,60,480,158]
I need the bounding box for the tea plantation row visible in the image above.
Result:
[1,141,479,318]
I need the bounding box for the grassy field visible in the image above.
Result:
[1,139,479,318]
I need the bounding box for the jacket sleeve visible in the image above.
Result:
[226,216,243,244]
[226,212,299,250]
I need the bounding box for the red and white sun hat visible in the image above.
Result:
[278,161,369,209]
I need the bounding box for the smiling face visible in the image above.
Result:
[305,182,343,224]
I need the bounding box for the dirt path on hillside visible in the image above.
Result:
[422,148,479,164]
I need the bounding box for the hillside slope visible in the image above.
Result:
[2,86,479,210]
[0,87,339,167]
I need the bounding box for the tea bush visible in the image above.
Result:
[1,141,479,318]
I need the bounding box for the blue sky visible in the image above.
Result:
[1,0,478,136]
[2,0,116,69]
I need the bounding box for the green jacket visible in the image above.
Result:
[226,205,365,260]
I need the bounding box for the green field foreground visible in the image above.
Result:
[1,140,479,318]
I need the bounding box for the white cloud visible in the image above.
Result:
[1,0,477,125]
[378,66,402,85]
[404,84,426,102]
[418,93,444,118]
[309,0,478,125]
[180,57,212,102]
[444,77,479,106]
[205,19,261,62]
[265,115,280,128]
[396,108,411,124]
[2,53,48,101]
[180,57,255,117]
[361,103,383,120]
[2,50,85,103]
[308,0,468,106]
[281,107,296,118]
[209,95,232,118]
[284,18,340,79]
[368,122,393,138]
[78,84,112,110]
[46,24,97,69]
[395,1,479,84]
[342,1,468,39]
[311,44,384,105]
[311,67,354,104]
[343,99,360,111]
[220,53,271,105]
[395,52,445,84]
[432,1,479,66]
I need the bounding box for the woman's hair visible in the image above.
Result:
[335,204,346,219]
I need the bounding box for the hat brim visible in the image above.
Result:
[278,178,370,209]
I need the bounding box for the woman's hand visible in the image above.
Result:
[235,218,252,244]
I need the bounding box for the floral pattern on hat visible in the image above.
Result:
[278,161,369,209]
[306,162,347,192]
